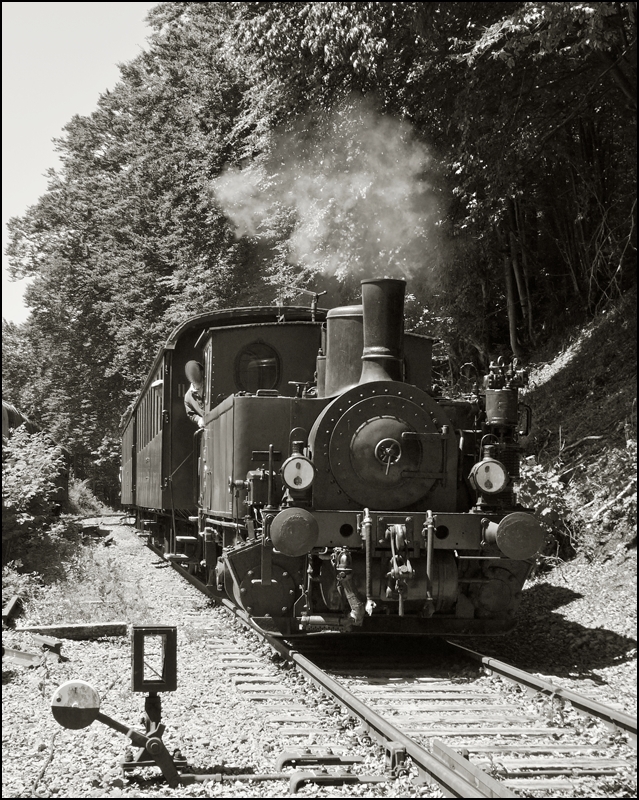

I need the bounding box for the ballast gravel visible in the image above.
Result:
[2,518,440,799]
[453,545,637,716]
[2,516,636,798]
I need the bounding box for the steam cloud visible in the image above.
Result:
[212,97,443,281]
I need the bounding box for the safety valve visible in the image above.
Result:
[281,455,315,491]
[469,458,509,495]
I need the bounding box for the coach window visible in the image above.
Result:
[235,342,280,394]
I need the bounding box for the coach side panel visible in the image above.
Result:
[135,363,164,509]
[121,417,136,506]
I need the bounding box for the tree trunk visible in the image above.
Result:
[507,199,530,343]
[497,224,523,359]
[504,253,521,358]
[503,253,522,358]
[509,230,528,323]
[513,199,536,346]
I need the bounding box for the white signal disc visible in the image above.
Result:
[471,459,509,494]
[282,456,315,490]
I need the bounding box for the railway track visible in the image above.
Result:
[282,634,636,797]
[145,532,637,797]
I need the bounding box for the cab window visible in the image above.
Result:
[235,342,280,393]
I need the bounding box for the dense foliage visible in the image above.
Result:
[3,2,636,493]
[2,427,68,552]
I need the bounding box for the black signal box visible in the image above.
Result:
[131,625,177,693]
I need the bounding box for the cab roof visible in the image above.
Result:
[121,306,326,430]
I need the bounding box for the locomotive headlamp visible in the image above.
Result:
[281,454,315,491]
[469,458,509,495]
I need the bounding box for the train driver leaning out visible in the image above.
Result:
[184,361,205,428]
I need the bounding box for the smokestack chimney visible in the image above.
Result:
[359,278,405,384]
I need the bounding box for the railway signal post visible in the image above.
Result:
[50,625,187,787]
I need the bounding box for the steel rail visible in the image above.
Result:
[218,598,505,798]
[146,547,519,795]
[152,543,637,747]
[448,641,637,745]
[161,544,639,790]
[148,542,636,792]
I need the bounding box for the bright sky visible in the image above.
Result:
[2,1,158,324]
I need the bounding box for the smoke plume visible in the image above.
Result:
[212,97,443,282]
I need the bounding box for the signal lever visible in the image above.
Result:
[51,680,184,787]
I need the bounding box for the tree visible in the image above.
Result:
[4,0,636,487]
[455,2,637,344]
[5,2,257,474]
[2,427,68,553]
[228,1,636,358]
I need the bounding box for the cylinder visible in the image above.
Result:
[485,389,519,426]
[359,278,406,384]
[324,304,363,396]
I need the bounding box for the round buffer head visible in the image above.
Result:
[495,512,546,560]
[270,506,319,557]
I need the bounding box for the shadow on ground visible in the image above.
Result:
[457,581,637,681]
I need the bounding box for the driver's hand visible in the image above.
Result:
[198,417,205,428]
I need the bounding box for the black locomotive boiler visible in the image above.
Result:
[121,278,546,635]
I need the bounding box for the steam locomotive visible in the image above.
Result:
[121,278,545,635]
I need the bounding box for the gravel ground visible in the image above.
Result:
[2,518,440,799]
[2,516,636,798]
[454,545,637,716]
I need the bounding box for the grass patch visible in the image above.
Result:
[2,518,154,626]
[22,547,155,625]
[67,477,111,516]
